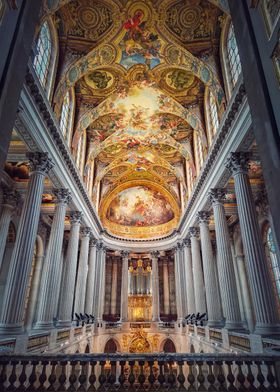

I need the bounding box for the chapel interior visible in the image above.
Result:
[0,0,280,390]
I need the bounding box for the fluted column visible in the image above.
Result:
[162,260,170,315]
[151,251,160,322]
[92,242,103,318]
[178,243,188,318]
[197,211,223,326]
[97,245,106,321]
[0,188,20,271]
[35,188,71,329]
[0,152,54,334]
[209,188,243,330]
[57,211,83,326]
[183,238,196,315]
[111,258,118,315]
[174,247,183,321]
[121,250,129,321]
[226,152,279,334]
[85,237,97,315]
[189,227,206,314]
[74,227,91,315]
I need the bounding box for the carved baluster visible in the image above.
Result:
[27,360,39,390]
[88,361,97,391]
[158,361,165,389]
[18,360,28,390]
[148,360,155,388]
[128,361,135,390]
[255,361,265,392]
[187,361,196,391]
[77,361,87,391]
[38,361,48,389]
[0,360,8,390]
[206,361,217,392]
[98,361,106,391]
[245,361,256,391]
[137,360,145,389]
[167,360,176,390]
[68,361,78,392]
[108,360,116,389]
[216,361,226,392]
[266,361,277,391]
[177,361,186,391]
[196,361,206,391]
[57,361,67,391]
[236,361,246,392]
[225,361,236,392]
[8,360,18,389]
[48,361,57,391]
[118,361,126,387]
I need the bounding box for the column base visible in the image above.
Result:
[254,322,280,336]
[207,319,224,328]
[224,320,246,332]
[33,321,54,331]
[0,322,24,335]
[56,320,72,328]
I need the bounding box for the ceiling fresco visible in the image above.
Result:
[49,0,227,238]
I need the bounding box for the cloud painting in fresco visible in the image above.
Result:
[106,186,174,227]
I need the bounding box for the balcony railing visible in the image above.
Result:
[0,353,279,391]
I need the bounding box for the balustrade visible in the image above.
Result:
[0,354,279,391]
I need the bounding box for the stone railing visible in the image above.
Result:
[0,353,279,391]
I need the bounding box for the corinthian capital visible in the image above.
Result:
[189,227,199,238]
[225,151,251,176]
[151,250,160,259]
[183,237,191,248]
[2,187,21,208]
[197,210,211,224]
[27,152,54,174]
[81,227,92,237]
[70,211,83,225]
[53,188,72,204]
[209,188,226,205]
[121,250,130,258]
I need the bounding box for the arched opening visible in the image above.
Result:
[104,338,118,353]
[162,339,176,353]
[85,344,90,353]
[190,344,195,353]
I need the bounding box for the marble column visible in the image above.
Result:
[226,152,279,334]
[111,259,118,315]
[178,243,188,318]
[197,211,223,326]
[151,251,160,322]
[162,260,170,315]
[209,188,243,330]
[174,247,183,321]
[0,188,20,271]
[121,250,129,321]
[35,188,71,329]
[57,211,83,326]
[0,152,53,334]
[74,227,91,315]
[97,245,106,321]
[189,227,206,314]
[183,239,196,315]
[85,237,97,315]
[92,242,103,318]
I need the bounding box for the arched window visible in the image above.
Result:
[209,92,219,136]
[59,91,70,138]
[265,227,280,309]
[33,21,52,88]
[226,23,242,88]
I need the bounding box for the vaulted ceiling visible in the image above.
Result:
[48,0,227,238]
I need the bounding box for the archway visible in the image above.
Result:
[104,338,118,353]
[162,339,176,353]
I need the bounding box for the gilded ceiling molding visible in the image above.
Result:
[99,179,180,239]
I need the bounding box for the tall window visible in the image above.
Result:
[197,134,204,170]
[209,92,219,136]
[59,91,70,138]
[227,23,242,88]
[266,227,280,300]
[33,21,52,88]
